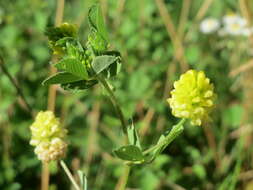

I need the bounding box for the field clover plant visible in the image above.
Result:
[29,4,216,189]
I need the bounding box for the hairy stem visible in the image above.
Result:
[96,75,128,134]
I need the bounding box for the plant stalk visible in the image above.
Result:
[60,160,81,190]
[143,119,186,155]
[115,165,131,190]
[96,75,128,134]
[41,162,50,190]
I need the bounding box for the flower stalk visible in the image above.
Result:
[60,160,81,190]
[143,119,186,155]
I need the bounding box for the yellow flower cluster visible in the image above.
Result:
[167,70,215,126]
[30,111,67,162]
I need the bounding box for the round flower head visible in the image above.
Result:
[30,111,68,162]
[200,18,220,34]
[167,70,215,126]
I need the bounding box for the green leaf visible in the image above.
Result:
[91,55,117,74]
[55,58,89,79]
[88,4,109,41]
[101,51,122,78]
[114,145,144,162]
[127,120,141,149]
[88,31,108,52]
[61,79,98,91]
[42,72,83,86]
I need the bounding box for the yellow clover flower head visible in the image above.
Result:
[30,111,68,162]
[167,70,215,126]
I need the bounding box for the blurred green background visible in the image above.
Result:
[1,0,253,189]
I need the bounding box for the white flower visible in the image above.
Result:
[200,18,220,34]
[222,14,248,36]
[223,14,246,25]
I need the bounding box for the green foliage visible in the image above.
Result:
[42,72,83,86]
[0,0,251,189]
[127,121,141,149]
[91,55,118,75]
[114,145,144,162]
[87,4,108,53]
[43,4,122,92]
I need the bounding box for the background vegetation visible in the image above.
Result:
[1,0,253,189]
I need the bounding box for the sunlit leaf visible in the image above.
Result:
[91,55,117,74]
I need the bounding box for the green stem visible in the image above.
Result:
[96,75,128,134]
[60,160,81,190]
[143,119,186,155]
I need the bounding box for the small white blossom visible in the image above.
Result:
[223,14,246,25]
[222,14,248,36]
[200,18,220,34]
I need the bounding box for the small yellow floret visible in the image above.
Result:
[167,70,215,126]
[30,111,67,162]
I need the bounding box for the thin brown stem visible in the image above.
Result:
[41,162,50,190]
[184,0,215,42]
[43,0,65,189]
[0,55,33,116]
[47,0,65,111]
[114,166,131,190]
[229,59,253,77]
[195,0,214,21]
[178,0,191,40]
[155,0,188,72]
